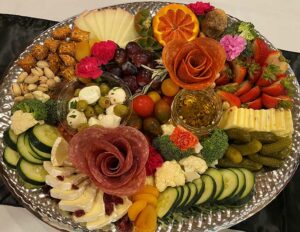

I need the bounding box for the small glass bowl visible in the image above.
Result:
[171,88,223,136]
[57,72,133,134]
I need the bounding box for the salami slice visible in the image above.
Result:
[68,126,149,196]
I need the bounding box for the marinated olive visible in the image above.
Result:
[143,117,162,136]
[260,137,292,155]
[225,146,243,164]
[76,100,88,112]
[250,132,278,144]
[114,104,129,117]
[231,139,262,156]
[218,158,263,172]
[154,100,171,123]
[127,113,143,130]
[84,106,95,118]
[98,97,111,109]
[74,88,81,97]
[248,154,283,168]
[100,83,110,96]
[78,77,91,84]
[94,105,104,115]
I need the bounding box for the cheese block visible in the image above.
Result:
[43,161,76,177]
[59,185,97,212]
[73,191,105,223]
[45,173,88,190]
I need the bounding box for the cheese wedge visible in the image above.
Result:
[50,179,89,200]
[45,173,88,190]
[43,161,75,177]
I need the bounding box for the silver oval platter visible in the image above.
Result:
[0,1,300,232]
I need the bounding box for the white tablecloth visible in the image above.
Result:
[0,0,299,231]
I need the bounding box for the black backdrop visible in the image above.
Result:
[0,14,300,232]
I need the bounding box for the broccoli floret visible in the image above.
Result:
[238,22,258,41]
[12,99,47,120]
[201,129,229,164]
[45,99,59,125]
[152,135,195,161]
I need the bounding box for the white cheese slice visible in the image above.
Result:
[247,109,255,130]
[11,110,39,135]
[51,137,69,167]
[269,108,277,131]
[253,109,261,131]
[107,87,126,104]
[88,117,101,126]
[274,110,286,132]
[79,86,101,104]
[67,109,87,129]
[224,106,238,129]
[105,104,116,115]
[59,185,97,212]
[43,161,76,177]
[98,114,121,128]
[50,179,90,200]
[237,108,245,129]
[45,173,88,190]
[73,191,105,223]
[68,97,79,110]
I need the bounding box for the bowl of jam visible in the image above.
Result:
[171,88,223,136]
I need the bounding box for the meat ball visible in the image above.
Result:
[201,9,228,39]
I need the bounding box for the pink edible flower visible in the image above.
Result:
[75,56,103,79]
[187,1,214,15]
[220,35,247,61]
[91,40,117,65]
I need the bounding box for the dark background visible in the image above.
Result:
[0,14,300,232]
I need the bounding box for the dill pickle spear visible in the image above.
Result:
[218,158,263,171]
[231,139,262,156]
[250,132,278,144]
[226,128,251,143]
[225,146,243,164]
[262,147,291,160]
[260,137,292,155]
[248,154,283,168]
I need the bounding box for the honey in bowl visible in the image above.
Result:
[171,88,222,135]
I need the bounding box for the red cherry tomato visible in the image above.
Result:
[132,95,154,117]
[162,96,174,106]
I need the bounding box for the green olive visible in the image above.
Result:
[98,97,111,109]
[114,104,129,117]
[76,100,88,112]
[78,77,91,84]
[84,106,95,118]
[100,83,110,96]
[94,105,104,115]
[74,88,81,97]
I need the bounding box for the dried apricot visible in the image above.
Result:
[128,200,147,221]
[135,185,159,198]
[132,193,158,206]
[135,205,157,232]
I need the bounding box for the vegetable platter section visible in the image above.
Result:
[0,1,299,232]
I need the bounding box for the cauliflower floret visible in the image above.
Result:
[161,123,175,135]
[179,155,208,173]
[98,114,121,128]
[68,97,79,110]
[155,160,185,192]
[67,109,87,129]
[107,87,126,104]
[11,110,40,135]
[194,142,203,153]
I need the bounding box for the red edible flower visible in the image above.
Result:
[145,145,164,176]
[91,40,117,65]
[187,1,214,15]
[170,126,199,150]
[75,56,103,79]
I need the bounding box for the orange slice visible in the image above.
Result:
[153,4,199,46]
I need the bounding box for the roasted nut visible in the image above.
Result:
[11,83,22,97]
[39,76,48,84]
[71,27,90,42]
[14,96,25,102]
[37,84,48,92]
[59,54,76,66]
[36,60,49,69]
[24,75,39,84]
[58,41,76,56]
[24,93,34,99]
[28,83,37,91]
[44,38,60,53]
[20,83,28,94]
[31,67,43,77]
[17,72,28,83]
[54,76,61,83]
[44,67,55,78]
[52,26,71,40]
[17,54,36,73]
[31,44,49,60]
[46,79,56,89]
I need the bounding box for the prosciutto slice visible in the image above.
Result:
[68,126,149,196]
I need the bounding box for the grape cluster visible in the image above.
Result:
[105,42,158,93]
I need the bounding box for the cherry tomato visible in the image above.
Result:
[133,95,154,117]
[147,91,161,104]
[162,96,174,106]
[161,78,179,97]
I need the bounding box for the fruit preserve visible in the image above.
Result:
[171,88,222,135]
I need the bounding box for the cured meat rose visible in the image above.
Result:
[68,126,149,196]
[162,37,226,90]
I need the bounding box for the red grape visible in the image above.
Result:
[125,42,142,58]
[114,48,127,64]
[123,75,139,93]
[121,61,138,75]
[136,68,152,87]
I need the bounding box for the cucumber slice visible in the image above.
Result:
[184,182,198,208]
[196,175,216,205]
[157,187,178,218]
[205,168,224,200]
[192,178,204,205]
[29,140,51,160]
[17,134,43,164]
[17,158,47,185]
[217,169,239,202]
[174,186,183,208]
[3,128,18,150]
[235,168,255,204]
[226,168,246,204]
[29,124,59,153]
[3,146,20,168]
[176,184,190,209]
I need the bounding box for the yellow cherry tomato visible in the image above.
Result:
[147,91,161,104]
[161,78,180,97]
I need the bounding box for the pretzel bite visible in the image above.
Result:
[58,41,76,56]
[17,54,37,73]
[52,26,71,40]
[31,44,49,60]
[71,27,90,42]
[44,38,60,53]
